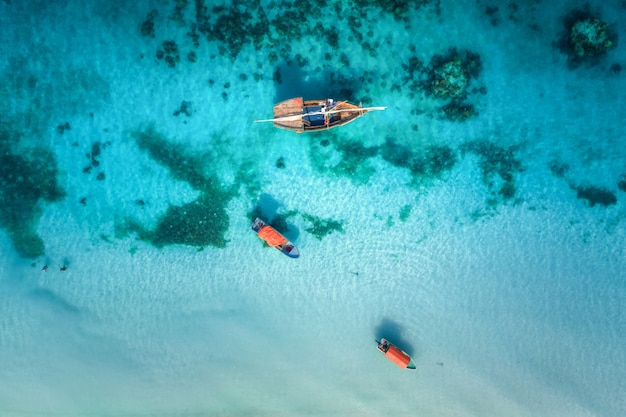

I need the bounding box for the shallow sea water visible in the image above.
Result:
[1,0,625,416]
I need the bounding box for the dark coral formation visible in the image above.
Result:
[462,141,523,203]
[126,126,231,249]
[308,134,377,185]
[170,0,188,25]
[56,121,71,134]
[430,57,468,99]
[380,138,457,184]
[439,101,478,122]
[140,9,158,37]
[333,140,379,181]
[196,0,266,60]
[301,213,344,240]
[139,0,441,79]
[156,40,181,68]
[401,47,483,122]
[132,194,228,248]
[574,185,617,207]
[399,205,412,222]
[309,133,457,188]
[610,63,621,74]
[352,0,438,22]
[548,159,570,178]
[425,49,483,100]
[0,127,65,258]
[549,161,620,207]
[570,19,615,57]
[173,101,193,117]
[556,7,617,67]
[480,2,525,27]
[83,141,109,176]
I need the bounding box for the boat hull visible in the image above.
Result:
[251,217,299,258]
[377,338,416,369]
[272,97,366,133]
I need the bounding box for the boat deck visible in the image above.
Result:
[271,97,368,133]
[273,98,304,131]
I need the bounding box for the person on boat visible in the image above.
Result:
[327,98,336,109]
[378,340,389,352]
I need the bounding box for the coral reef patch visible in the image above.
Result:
[140,9,158,38]
[0,127,65,258]
[574,185,617,207]
[124,194,229,248]
[301,213,344,240]
[399,205,412,222]
[308,134,377,185]
[125,126,232,249]
[352,0,440,22]
[461,141,523,205]
[401,47,483,122]
[173,101,193,117]
[380,138,457,186]
[618,175,626,192]
[556,7,617,68]
[424,48,483,100]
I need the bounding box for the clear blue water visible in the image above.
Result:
[1,0,625,416]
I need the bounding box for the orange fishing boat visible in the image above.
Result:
[251,217,299,258]
[376,338,416,369]
[254,97,386,133]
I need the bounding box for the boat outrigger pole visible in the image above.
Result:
[254,106,387,123]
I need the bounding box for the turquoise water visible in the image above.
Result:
[1,0,625,416]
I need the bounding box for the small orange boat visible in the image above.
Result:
[251,217,299,258]
[376,338,416,369]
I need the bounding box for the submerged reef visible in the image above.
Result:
[301,213,344,240]
[400,48,484,122]
[140,9,158,37]
[439,101,478,122]
[462,141,523,204]
[352,0,439,22]
[157,40,181,68]
[570,19,614,56]
[399,205,412,222]
[425,49,483,100]
[173,100,193,117]
[548,159,570,178]
[195,0,269,60]
[308,134,378,185]
[309,133,457,189]
[126,126,232,249]
[556,7,617,67]
[380,138,457,185]
[125,193,229,248]
[141,0,442,76]
[430,58,468,99]
[618,175,626,192]
[0,127,65,258]
[573,185,617,207]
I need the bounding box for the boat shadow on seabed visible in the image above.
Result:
[375,317,417,357]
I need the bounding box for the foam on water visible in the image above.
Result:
[1,0,625,416]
